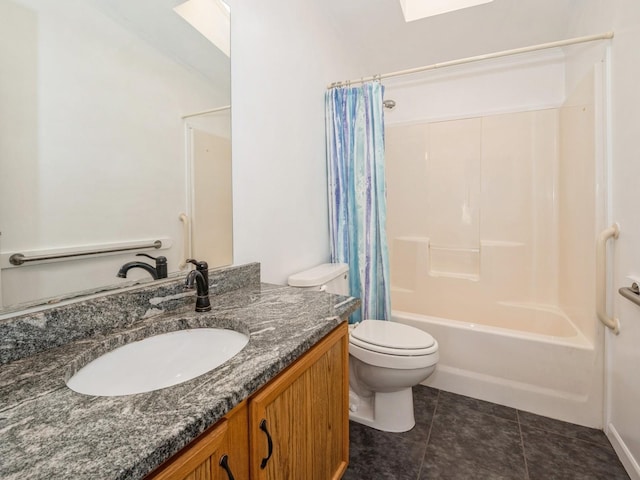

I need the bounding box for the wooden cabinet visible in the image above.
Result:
[249,323,349,480]
[147,323,348,480]
[148,400,249,480]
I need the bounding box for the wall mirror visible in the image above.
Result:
[0,0,231,313]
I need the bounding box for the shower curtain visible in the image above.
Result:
[325,81,391,323]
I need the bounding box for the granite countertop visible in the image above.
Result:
[0,279,359,480]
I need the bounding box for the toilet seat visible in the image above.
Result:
[350,320,437,356]
[349,320,439,370]
[349,342,439,370]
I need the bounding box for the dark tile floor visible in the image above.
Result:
[344,385,630,480]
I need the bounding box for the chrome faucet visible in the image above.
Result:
[117,253,168,280]
[185,259,211,312]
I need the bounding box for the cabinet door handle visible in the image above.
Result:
[219,454,235,480]
[259,419,273,469]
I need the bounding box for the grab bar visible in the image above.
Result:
[619,287,640,308]
[9,240,162,266]
[596,223,620,334]
[178,213,191,269]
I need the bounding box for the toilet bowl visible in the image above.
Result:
[287,263,439,433]
[349,319,438,432]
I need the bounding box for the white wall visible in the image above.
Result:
[383,49,565,125]
[0,1,225,307]
[568,2,640,478]
[1,0,365,306]
[608,3,640,478]
[228,0,364,284]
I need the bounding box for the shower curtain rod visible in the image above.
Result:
[327,32,614,89]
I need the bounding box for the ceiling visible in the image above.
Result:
[323,0,591,77]
[89,0,230,95]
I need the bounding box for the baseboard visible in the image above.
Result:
[607,423,640,480]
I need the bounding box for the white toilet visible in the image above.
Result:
[288,263,439,433]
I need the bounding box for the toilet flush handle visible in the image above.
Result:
[319,285,327,292]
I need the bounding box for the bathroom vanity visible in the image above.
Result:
[0,263,358,479]
[148,324,348,480]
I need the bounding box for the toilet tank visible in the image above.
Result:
[287,263,350,296]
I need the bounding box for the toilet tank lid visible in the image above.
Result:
[287,263,349,287]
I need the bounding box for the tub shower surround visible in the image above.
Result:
[384,61,606,427]
[0,263,359,480]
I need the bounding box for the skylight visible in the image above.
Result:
[399,0,495,21]
[174,0,230,57]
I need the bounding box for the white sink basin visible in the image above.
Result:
[67,328,249,396]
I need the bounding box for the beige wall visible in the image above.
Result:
[191,128,233,268]
[558,68,597,341]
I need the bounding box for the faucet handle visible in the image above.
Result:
[187,258,209,271]
[186,259,208,290]
[137,253,159,261]
[136,253,168,279]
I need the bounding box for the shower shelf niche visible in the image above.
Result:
[428,245,480,281]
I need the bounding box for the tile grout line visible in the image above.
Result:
[516,410,530,480]
[439,392,520,424]
[415,388,440,480]
[518,423,615,449]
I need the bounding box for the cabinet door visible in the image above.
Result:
[148,401,249,480]
[249,323,349,480]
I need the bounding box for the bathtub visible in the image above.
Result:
[394,308,604,428]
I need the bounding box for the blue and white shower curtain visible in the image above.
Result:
[325,81,391,323]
